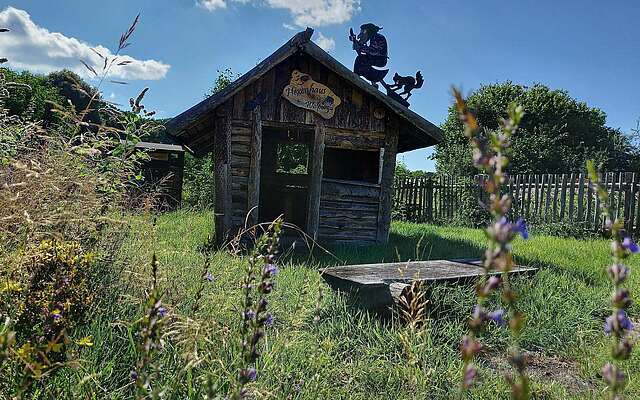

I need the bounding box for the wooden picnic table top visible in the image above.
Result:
[321,259,537,311]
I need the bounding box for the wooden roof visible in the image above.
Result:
[166,28,443,153]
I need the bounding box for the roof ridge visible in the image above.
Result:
[166,28,443,153]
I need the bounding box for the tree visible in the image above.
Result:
[47,70,105,125]
[434,82,638,175]
[394,161,432,180]
[204,68,239,99]
[182,69,239,209]
[1,68,65,123]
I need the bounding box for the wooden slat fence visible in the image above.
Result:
[393,172,640,236]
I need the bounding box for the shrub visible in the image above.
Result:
[0,240,95,395]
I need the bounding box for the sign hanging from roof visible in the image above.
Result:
[282,70,341,119]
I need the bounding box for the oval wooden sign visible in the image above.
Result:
[282,70,341,119]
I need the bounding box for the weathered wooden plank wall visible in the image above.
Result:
[209,51,400,245]
[394,172,640,236]
[318,179,380,244]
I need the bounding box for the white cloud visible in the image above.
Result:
[0,7,170,80]
[196,0,227,11]
[314,32,335,52]
[197,0,361,27]
[266,0,360,27]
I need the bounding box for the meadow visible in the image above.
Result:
[28,209,636,399]
[1,23,637,397]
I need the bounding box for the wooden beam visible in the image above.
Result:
[377,117,399,243]
[223,103,233,238]
[306,118,325,239]
[247,106,262,226]
[213,105,232,247]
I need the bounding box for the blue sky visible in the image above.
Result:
[1,1,639,171]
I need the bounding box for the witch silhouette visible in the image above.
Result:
[349,23,389,87]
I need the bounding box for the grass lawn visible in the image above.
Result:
[55,210,639,399]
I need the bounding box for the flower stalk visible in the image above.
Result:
[232,218,282,399]
[454,88,529,399]
[587,161,637,399]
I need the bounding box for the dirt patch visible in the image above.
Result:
[485,351,597,395]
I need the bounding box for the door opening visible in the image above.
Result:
[259,126,313,232]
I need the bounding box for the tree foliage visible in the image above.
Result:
[0,68,109,126]
[434,82,639,175]
[182,69,240,209]
[1,68,64,123]
[394,162,432,180]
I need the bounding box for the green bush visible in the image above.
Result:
[1,240,95,393]
[182,152,215,209]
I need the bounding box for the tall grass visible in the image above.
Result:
[24,210,635,399]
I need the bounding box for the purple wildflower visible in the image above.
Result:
[486,276,501,291]
[462,364,478,388]
[460,335,482,360]
[607,264,629,285]
[622,236,639,254]
[243,309,256,321]
[205,270,214,282]
[264,313,274,327]
[158,307,167,318]
[263,264,278,277]
[514,218,529,240]
[601,363,626,388]
[479,276,501,296]
[240,367,257,382]
[604,310,633,335]
[260,281,274,294]
[612,288,632,309]
[487,309,507,326]
[613,337,634,359]
[130,370,138,381]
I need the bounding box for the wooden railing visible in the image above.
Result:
[393,172,640,235]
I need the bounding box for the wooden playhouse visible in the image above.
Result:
[167,28,442,246]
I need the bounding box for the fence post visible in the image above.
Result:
[426,177,433,222]
[576,173,585,223]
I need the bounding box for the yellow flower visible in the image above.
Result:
[75,336,94,347]
[50,342,63,353]
[0,280,22,293]
[17,342,34,360]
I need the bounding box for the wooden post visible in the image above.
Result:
[377,117,399,243]
[533,174,541,220]
[525,174,533,221]
[616,172,624,222]
[213,104,233,247]
[552,174,560,221]
[623,172,633,230]
[544,173,552,222]
[306,118,325,240]
[247,106,262,226]
[559,174,568,221]
[514,174,522,219]
[568,172,576,221]
[577,173,585,223]
[629,173,637,234]
[594,172,604,228]
[426,177,433,222]
[586,174,593,229]
[213,114,227,247]
[634,174,640,236]
[602,173,611,228]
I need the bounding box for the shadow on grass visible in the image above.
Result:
[287,230,486,268]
